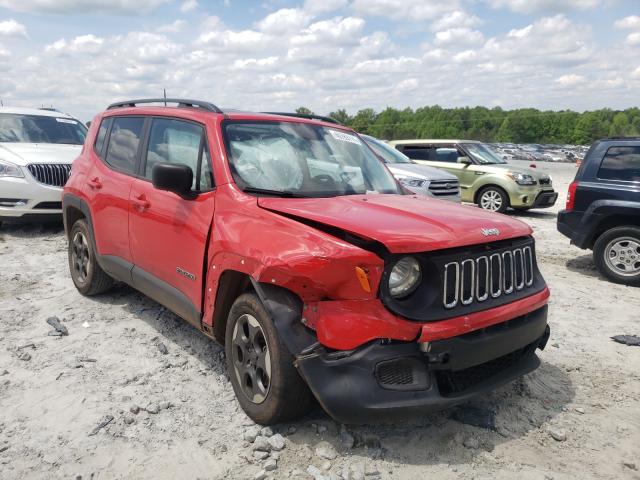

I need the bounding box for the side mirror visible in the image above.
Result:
[457,156,471,164]
[152,163,194,198]
[85,121,91,128]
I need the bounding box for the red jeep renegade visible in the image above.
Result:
[63,99,550,425]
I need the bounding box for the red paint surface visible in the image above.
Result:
[304,287,550,350]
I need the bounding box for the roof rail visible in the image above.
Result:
[107,98,223,114]
[605,136,640,141]
[262,112,342,125]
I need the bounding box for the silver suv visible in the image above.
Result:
[362,135,460,202]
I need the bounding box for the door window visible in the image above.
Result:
[144,118,213,191]
[435,148,460,163]
[598,146,640,182]
[402,146,433,161]
[104,117,144,174]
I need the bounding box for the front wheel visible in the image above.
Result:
[593,226,640,286]
[225,293,314,425]
[477,186,509,213]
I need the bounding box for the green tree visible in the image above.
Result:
[328,109,351,125]
[295,106,313,115]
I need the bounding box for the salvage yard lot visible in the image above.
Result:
[0,161,638,480]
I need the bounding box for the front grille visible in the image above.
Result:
[539,177,551,186]
[380,236,544,323]
[428,179,459,196]
[443,246,534,309]
[27,164,71,187]
[436,343,536,396]
[377,361,414,386]
[374,358,430,391]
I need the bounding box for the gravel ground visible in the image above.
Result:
[0,161,639,480]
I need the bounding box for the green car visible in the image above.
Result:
[390,139,558,213]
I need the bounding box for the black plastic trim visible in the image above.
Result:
[379,236,546,322]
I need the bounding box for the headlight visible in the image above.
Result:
[398,176,426,188]
[0,158,24,178]
[389,256,422,298]
[509,172,535,185]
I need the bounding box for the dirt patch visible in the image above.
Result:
[0,162,638,479]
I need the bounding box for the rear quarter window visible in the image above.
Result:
[94,118,110,157]
[104,117,145,174]
[598,146,640,182]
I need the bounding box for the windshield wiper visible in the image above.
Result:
[241,186,309,198]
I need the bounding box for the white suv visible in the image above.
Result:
[0,107,86,226]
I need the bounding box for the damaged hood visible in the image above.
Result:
[258,194,532,254]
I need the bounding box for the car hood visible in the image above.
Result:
[387,163,457,181]
[0,143,82,166]
[482,162,549,180]
[258,194,532,254]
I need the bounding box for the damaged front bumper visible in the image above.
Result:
[296,305,549,424]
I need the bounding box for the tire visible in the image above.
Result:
[477,186,509,213]
[593,226,640,286]
[68,219,114,295]
[225,293,314,425]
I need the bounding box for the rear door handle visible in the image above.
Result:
[132,194,150,211]
[87,177,102,189]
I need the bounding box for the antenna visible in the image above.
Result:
[163,89,167,106]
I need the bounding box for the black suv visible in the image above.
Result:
[557,138,640,286]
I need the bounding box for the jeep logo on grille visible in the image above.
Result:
[481,228,500,237]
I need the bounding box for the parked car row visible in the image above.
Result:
[0,99,637,428]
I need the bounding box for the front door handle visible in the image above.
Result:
[87,177,102,189]
[132,194,150,211]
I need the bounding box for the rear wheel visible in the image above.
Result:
[68,219,114,295]
[593,226,640,286]
[477,186,509,213]
[225,293,314,425]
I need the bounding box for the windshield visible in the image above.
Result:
[362,135,412,164]
[0,113,87,145]
[464,143,507,165]
[223,121,401,197]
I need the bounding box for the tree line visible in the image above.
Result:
[294,106,640,145]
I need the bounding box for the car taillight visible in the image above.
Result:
[565,181,579,211]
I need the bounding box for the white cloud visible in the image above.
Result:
[0,0,167,14]
[483,15,593,67]
[180,0,197,12]
[615,15,640,30]
[488,0,599,14]
[626,32,640,46]
[431,10,481,32]
[0,2,636,120]
[255,8,311,35]
[434,28,484,47]
[352,0,460,21]
[45,34,104,55]
[303,0,347,15]
[555,74,587,86]
[158,19,187,34]
[0,19,27,37]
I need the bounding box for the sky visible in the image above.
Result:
[0,0,638,121]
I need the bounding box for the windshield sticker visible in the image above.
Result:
[328,130,361,145]
[56,118,78,124]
